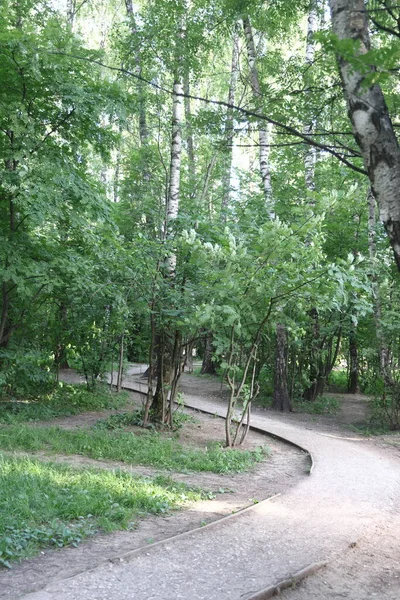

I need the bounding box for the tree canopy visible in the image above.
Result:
[2,0,400,438]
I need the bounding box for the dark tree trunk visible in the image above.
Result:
[273,323,291,412]
[348,329,359,394]
[201,333,216,375]
[303,307,321,402]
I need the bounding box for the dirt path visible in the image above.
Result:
[10,370,400,600]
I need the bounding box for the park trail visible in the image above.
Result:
[19,366,400,600]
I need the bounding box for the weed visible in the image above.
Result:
[0,425,269,474]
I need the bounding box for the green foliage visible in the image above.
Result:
[0,384,126,424]
[367,383,400,432]
[328,370,348,393]
[0,454,203,566]
[0,425,269,474]
[293,396,340,416]
[94,410,149,430]
[0,349,55,398]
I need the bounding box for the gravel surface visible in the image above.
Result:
[17,371,400,600]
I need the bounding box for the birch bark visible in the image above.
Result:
[242,17,273,217]
[152,9,185,422]
[221,25,240,218]
[304,1,318,194]
[125,0,149,147]
[329,0,400,269]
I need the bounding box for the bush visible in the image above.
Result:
[0,349,56,398]
[328,369,348,392]
[368,382,400,431]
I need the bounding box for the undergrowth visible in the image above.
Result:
[0,384,127,425]
[293,395,340,415]
[94,409,195,431]
[0,454,204,568]
[0,425,268,474]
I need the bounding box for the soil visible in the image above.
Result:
[1,368,399,599]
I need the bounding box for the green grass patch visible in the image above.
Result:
[0,454,204,568]
[94,409,196,432]
[0,425,268,474]
[0,384,127,425]
[293,395,340,415]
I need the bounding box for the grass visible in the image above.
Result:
[94,409,196,431]
[0,424,268,474]
[0,453,205,568]
[0,384,127,425]
[293,395,340,415]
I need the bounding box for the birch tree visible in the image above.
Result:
[152,5,186,424]
[242,16,274,218]
[329,0,400,270]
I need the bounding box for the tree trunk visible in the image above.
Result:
[184,73,195,189]
[304,1,318,195]
[125,0,148,147]
[117,333,124,393]
[152,10,185,423]
[273,323,291,412]
[221,25,240,219]
[303,307,322,402]
[348,329,359,393]
[329,0,400,270]
[242,16,273,217]
[67,0,75,28]
[201,332,216,375]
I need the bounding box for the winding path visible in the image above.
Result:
[23,372,400,600]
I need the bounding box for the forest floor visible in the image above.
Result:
[1,368,400,599]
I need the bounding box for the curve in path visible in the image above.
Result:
[23,376,400,600]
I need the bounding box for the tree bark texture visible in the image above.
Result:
[273,323,291,412]
[165,77,183,275]
[348,329,359,393]
[329,0,400,269]
[242,16,273,217]
[304,1,318,194]
[221,25,240,218]
[125,0,149,147]
[201,332,217,374]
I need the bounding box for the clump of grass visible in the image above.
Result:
[293,395,340,415]
[0,425,268,474]
[94,409,195,432]
[0,454,203,568]
[94,410,147,430]
[0,384,127,425]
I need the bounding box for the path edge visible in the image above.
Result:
[242,560,328,599]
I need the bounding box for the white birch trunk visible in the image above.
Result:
[67,0,75,28]
[125,0,149,147]
[304,1,318,194]
[165,11,185,276]
[242,16,273,217]
[221,25,240,218]
[329,0,400,270]
[184,74,195,185]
